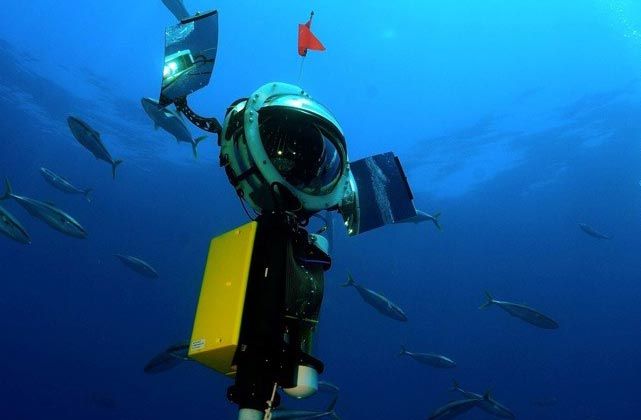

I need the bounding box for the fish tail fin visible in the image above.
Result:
[326,396,339,419]
[479,291,494,309]
[399,345,407,356]
[432,212,442,231]
[1,177,13,200]
[192,136,207,158]
[450,379,460,392]
[341,273,356,287]
[112,160,123,180]
[83,188,93,202]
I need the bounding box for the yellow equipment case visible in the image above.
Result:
[188,221,258,376]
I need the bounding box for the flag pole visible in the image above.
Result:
[298,55,306,83]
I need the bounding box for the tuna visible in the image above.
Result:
[272,396,339,419]
[428,398,481,420]
[141,98,207,158]
[480,292,559,329]
[341,273,408,321]
[0,205,30,244]
[115,254,159,278]
[399,346,456,368]
[67,116,123,179]
[0,178,86,239]
[450,381,515,419]
[398,209,442,230]
[579,223,610,240]
[318,381,340,394]
[40,167,92,202]
[144,343,190,374]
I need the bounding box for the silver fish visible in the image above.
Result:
[1,178,86,239]
[399,346,456,368]
[341,273,408,321]
[141,98,207,158]
[40,167,92,202]
[428,398,480,420]
[579,223,610,240]
[115,254,159,278]
[451,381,515,419]
[144,343,190,374]
[67,116,123,179]
[272,396,339,419]
[0,205,30,244]
[160,0,190,20]
[480,292,559,329]
[398,209,442,230]
[318,381,340,394]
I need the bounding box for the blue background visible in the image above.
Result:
[1,1,641,419]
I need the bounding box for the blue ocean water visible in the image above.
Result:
[1,1,641,419]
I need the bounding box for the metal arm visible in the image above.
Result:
[174,96,222,140]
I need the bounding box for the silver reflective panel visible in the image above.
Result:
[347,152,416,235]
[160,10,218,105]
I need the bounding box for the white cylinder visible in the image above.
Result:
[238,408,264,420]
[283,365,318,399]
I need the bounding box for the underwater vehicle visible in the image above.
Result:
[149,8,418,419]
[1,178,87,239]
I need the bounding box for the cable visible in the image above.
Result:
[238,195,255,221]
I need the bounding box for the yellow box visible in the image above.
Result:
[188,221,258,376]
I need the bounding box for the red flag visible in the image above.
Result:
[298,11,325,57]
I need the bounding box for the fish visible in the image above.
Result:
[318,381,340,394]
[272,396,339,419]
[399,346,456,368]
[579,223,610,240]
[428,398,481,420]
[39,167,92,202]
[67,116,123,179]
[480,291,559,329]
[141,98,207,158]
[115,254,159,278]
[450,381,515,419]
[341,273,408,321]
[398,209,442,230]
[144,343,190,374]
[160,0,190,21]
[0,205,30,244]
[0,178,87,239]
